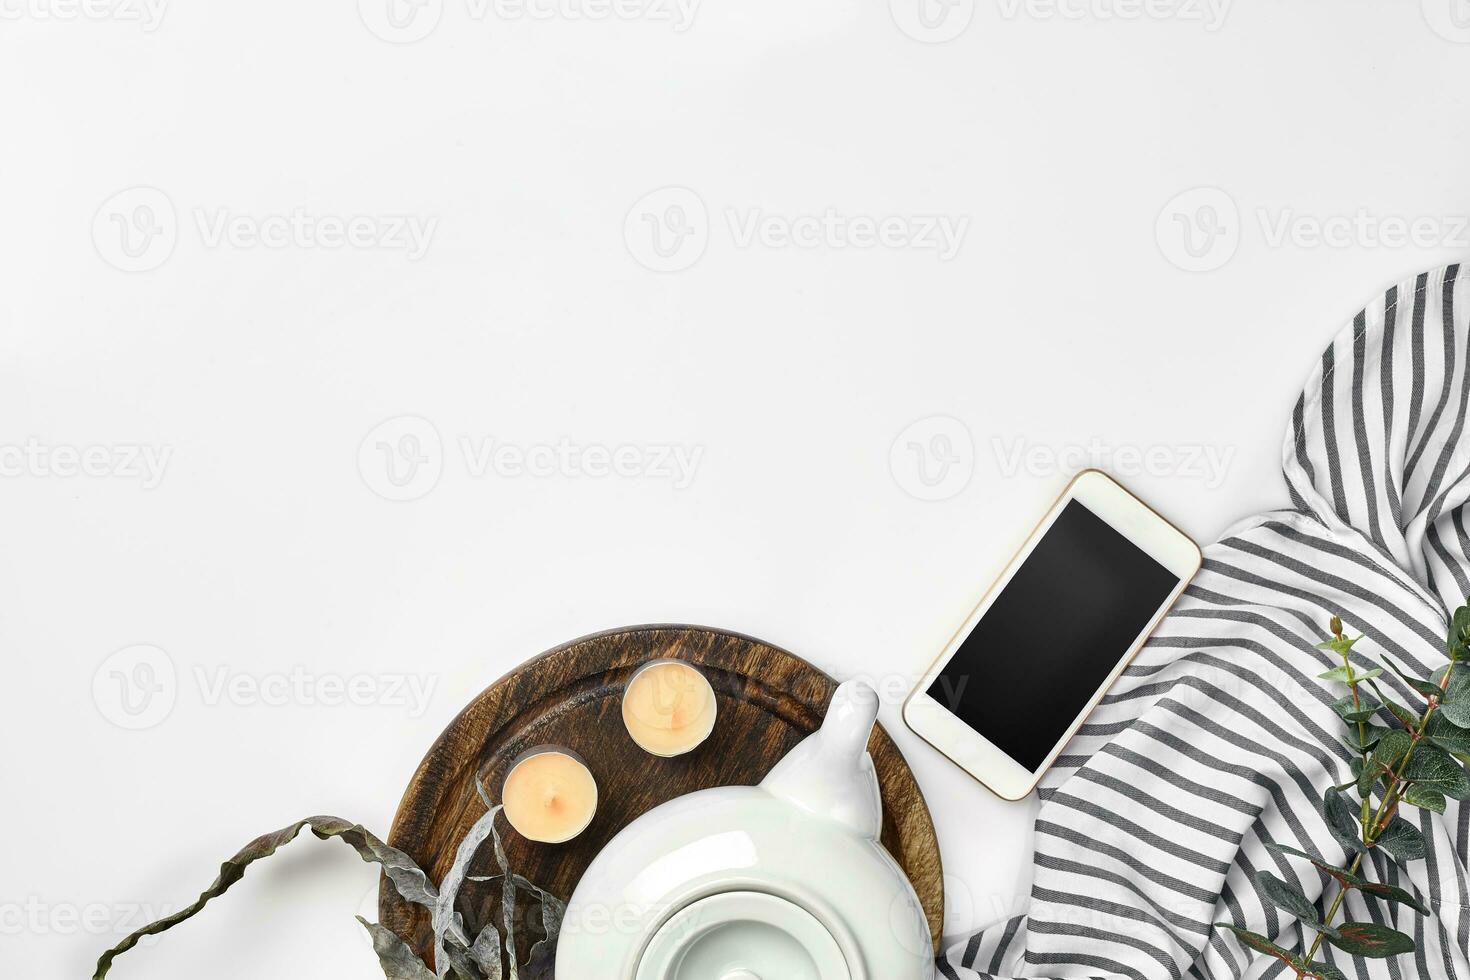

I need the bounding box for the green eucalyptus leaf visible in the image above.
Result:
[1254,871,1332,933]
[1266,843,1431,914]
[1374,815,1427,863]
[1381,696,1422,729]
[1345,724,1391,753]
[1214,924,1300,970]
[1316,634,1360,655]
[1354,878,1431,915]
[1333,695,1383,723]
[1327,922,1416,958]
[1439,672,1470,728]
[1403,742,1470,799]
[1299,959,1350,980]
[1448,605,1470,661]
[1320,663,1383,685]
[1423,715,1470,754]
[1383,658,1449,701]
[1402,784,1448,814]
[1357,758,1385,796]
[1371,729,1413,771]
[1323,788,1366,854]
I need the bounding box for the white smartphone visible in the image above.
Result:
[903,470,1201,801]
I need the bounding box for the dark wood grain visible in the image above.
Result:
[381,625,944,966]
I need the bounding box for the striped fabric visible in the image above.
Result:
[941,264,1470,980]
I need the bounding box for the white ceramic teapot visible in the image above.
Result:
[556,680,937,980]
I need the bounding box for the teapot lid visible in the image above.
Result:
[635,891,851,980]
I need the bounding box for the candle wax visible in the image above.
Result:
[622,660,718,757]
[502,750,598,844]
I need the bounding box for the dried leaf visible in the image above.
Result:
[434,803,504,979]
[359,917,439,980]
[93,816,438,980]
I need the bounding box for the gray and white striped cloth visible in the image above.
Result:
[941,264,1470,980]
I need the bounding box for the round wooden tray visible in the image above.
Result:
[381,625,944,965]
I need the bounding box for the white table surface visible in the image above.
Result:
[5,3,1470,976]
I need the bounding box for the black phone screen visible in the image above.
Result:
[925,499,1181,771]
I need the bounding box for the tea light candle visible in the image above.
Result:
[622,659,718,757]
[501,747,598,844]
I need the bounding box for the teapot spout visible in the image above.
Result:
[761,680,883,839]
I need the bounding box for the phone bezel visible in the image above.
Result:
[901,469,1201,801]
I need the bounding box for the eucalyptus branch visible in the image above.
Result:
[1223,607,1470,980]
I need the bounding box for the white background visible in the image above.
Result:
[4,1,1470,976]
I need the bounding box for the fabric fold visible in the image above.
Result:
[942,264,1470,980]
